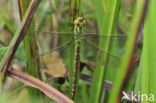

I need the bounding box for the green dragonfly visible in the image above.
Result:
[29,17,127,98]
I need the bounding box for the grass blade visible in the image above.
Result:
[1,16,16,34]
[108,0,149,102]
[7,68,74,103]
[18,0,42,100]
[90,0,122,103]
[142,0,156,102]
[0,0,41,82]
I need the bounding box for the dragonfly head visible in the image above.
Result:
[74,17,86,29]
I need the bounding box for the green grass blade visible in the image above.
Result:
[90,0,122,103]
[1,16,16,34]
[142,0,156,102]
[18,0,42,101]
[134,60,142,93]
[108,0,149,102]
[68,0,76,99]
[0,0,41,84]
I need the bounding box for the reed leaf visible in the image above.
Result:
[142,0,156,102]
[108,0,149,102]
[18,0,42,100]
[0,0,41,83]
[90,0,122,102]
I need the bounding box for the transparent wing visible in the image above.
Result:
[28,31,75,78]
[81,33,127,68]
[28,30,74,54]
[82,33,127,47]
[28,30,127,73]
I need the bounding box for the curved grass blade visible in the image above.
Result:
[7,68,74,103]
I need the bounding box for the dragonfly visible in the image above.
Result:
[28,17,127,99]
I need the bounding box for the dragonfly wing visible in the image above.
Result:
[28,31,74,54]
[42,42,75,78]
[28,31,75,78]
[81,34,127,68]
[82,33,127,47]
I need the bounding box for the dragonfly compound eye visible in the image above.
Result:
[76,23,80,26]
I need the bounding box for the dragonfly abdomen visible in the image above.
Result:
[72,40,81,99]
